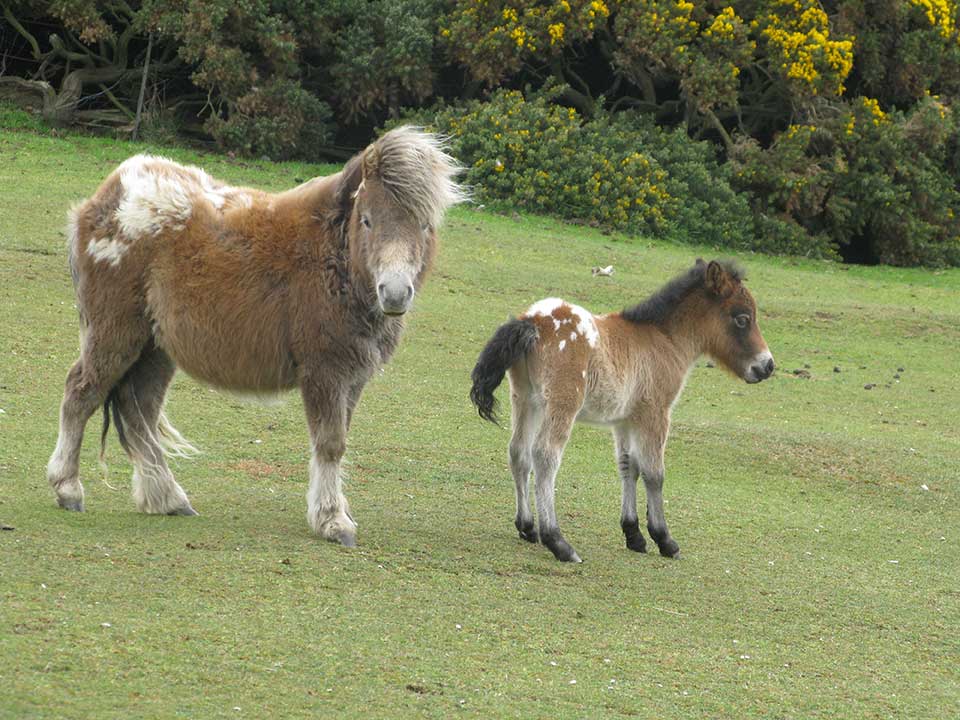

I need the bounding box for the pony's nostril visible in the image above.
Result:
[377,283,386,295]
[765,358,775,375]
[405,285,414,300]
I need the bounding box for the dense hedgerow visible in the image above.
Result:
[732,94,960,266]
[404,88,752,248]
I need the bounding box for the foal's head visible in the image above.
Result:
[697,260,775,383]
[337,127,464,316]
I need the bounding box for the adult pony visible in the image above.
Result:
[47,126,464,547]
[470,260,775,562]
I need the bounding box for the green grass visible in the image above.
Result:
[1,121,958,719]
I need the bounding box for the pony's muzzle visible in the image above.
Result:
[745,352,775,383]
[377,272,414,316]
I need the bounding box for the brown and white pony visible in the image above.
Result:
[470,260,775,562]
[47,126,464,546]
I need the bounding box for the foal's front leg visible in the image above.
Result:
[301,380,356,547]
[634,425,681,559]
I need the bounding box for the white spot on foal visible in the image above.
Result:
[568,303,599,348]
[559,340,567,351]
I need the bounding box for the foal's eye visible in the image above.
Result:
[734,314,750,329]
[421,223,430,233]
[360,215,371,229]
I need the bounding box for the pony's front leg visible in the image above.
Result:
[635,426,680,559]
[301,381,356,547]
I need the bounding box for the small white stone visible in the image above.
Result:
[569,679,577,685]
[920,484,929,491]
[101,622,112,628]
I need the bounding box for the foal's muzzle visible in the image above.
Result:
[745,351,775,383]
[377,271,415,316]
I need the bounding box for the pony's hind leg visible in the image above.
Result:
[532,403,580,562]
[47,327,146,511]
[614,427,646,553]
[508,371,540,543]
[113,345,197,516]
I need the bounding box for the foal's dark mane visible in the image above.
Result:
[621,259,744,326]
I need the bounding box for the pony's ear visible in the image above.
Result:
[335,154,364,213]
[705,260,736,298]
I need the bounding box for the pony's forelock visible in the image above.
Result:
[366,126,468,228]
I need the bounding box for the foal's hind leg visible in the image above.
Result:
[532,403,580,562]
[48,320,149,511]
[113,345,197,516]
[614,427,646,553]
[508,373,540,543]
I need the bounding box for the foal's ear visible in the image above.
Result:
[705,260,736,298]
[335,154,364,212]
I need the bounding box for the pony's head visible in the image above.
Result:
[337,126,465,316]
[698,260,775,384]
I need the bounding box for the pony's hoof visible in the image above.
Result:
[658,540,681,558]
[58,498,84,512]
[168,505,199,517]
[542,533,581,563]
[335,530,357,548]
[625,536,648,553]
[518,529,539,543]
[515,519,538,543]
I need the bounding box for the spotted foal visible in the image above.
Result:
[470,260,775,562]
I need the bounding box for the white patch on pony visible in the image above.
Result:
[116,155,195,237]
[570,332,578,341]
[527,297,564,317]
[568,304,599,347]
[559,340,567,351]
[582,370,587,378]
[86,236,128,266]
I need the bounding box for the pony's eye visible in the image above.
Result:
[360,215,371,229]
[734,314,750,329]
[421,223,430,233]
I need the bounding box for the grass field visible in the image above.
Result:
[1,119,958,719]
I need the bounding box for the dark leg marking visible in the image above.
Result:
[541,529,582,563]
[648,524,680,559]
[621,518,647,553]
[515,516,538,543]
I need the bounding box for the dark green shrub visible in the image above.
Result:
[205,80,333,161]
[404,88,751,246]
[731,95,960,266]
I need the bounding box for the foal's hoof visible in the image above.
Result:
[515,519,538,543]
[542,533,582,563]
[625,535,648,553]
[658,539,681,559]
[168,505,199,517]
[58,498,85,512]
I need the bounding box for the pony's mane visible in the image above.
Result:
[621,259,745,326]
[368,126,467,228]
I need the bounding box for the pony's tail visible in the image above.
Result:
[99,389,198,467]
[470,317,538,425]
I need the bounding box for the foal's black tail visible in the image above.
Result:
[470,317,539,425]
[99,386,132,462]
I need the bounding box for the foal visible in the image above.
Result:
[470,260,775,562]
[47,126,464,546]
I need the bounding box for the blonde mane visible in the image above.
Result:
[364,126,467,228]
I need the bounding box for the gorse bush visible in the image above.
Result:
[406,88,752,247]
[731,94,960,266]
